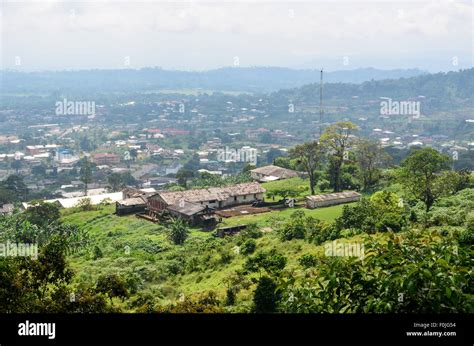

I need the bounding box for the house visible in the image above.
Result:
[306,191,361,209]
[122,187,156,200]
[250,165,299,182]
[145,182,265,222]
[92,153,121,165]
[166,200,218,227]
[116,197,147,215]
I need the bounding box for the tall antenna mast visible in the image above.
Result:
[319,68,324,137]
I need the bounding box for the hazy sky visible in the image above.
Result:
[1,0,472,72]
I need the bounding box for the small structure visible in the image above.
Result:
[216,224,248,237]
[250,165,299,182]
[306,191,361,209]
[167,201,218,227]
[0,203,14,216]
[116,197,147,215]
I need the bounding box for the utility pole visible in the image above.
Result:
[319,68,324,138]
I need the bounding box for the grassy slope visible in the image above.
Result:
[61,201,347,310]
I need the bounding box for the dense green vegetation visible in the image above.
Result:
[1,137,472,314]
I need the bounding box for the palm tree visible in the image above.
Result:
[168,218,189,245]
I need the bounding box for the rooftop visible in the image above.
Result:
[153,182,266,206]
[306,191,361,202]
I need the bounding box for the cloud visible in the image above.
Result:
[1,0,472,71]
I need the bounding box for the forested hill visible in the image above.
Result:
[0,67,426,94]
[273,68,474,111]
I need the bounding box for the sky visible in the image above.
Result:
[1,0,473,72]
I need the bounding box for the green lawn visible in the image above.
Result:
[220,203,347,227]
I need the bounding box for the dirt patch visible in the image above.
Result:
[215,205,271,218]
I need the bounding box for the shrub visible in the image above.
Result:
[253,276,280,313]
[465,211,474,231]
[277,210,317,241]
[92,245,103,260]
[458,228,473,246]
[167,218,189,245]
[298,254,318,268]
[307,222,340,245]
[165,259,185,275]
[280,231,473,313]
[95,274,129,300]
[155,291,223,313]
[240,223,263,239]
[376,212,405,232]
[240,239,257,255]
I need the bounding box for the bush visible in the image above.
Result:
[280,231,473,313]
[298,254,318,268]
[240,239,257,255]
[253,276,280,313]
[95,274,129,300]
[335,198,377,233]
[278,210,317,241]
[219,251,233,265]
[240,223,263,239]
[307,222,340,245]
[92,245,103,260]
[376,212,405,232]
[317,179,331,191]
[458,228,473,246]
[155,291,223,313]
[165,259,185,275]
[464,211,474,231]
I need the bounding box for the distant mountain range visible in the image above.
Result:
[0,67,428,94]
[274,68,474,107]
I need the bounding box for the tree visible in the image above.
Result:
[289,141,323,195]
[244,249,287,277]
[129,149,138,161]
[240,239,256,255]
[1,175,28,201]
[253,276,280,313]
[398,148,450,212]
[23,202,61,227]
[107,173,124,192]
[95,274,129,301]
[0,187,16,204]
[168,218,189,245]
[273,157,295,170]
[10,159,22,173]
[80,157,93,195]
[31,164,47,177]
[320,122,358,192]
[80,136,93,152]
[280,231,472,313]
[277,210,319,241]
[176,168,194,188]
[223,271,251,306]
[242,163,256,173]
[266,148,285,165]
[355,139,390,191]
[121,172,138,187]
[438,169,472,194]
